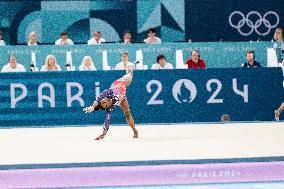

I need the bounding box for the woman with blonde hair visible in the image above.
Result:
[272,28,284,63]
[40,55,62,71]
[79,56,96,71]
[273,27,283,42]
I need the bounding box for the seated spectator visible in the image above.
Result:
[79,56,96,71]
[122,31,133,44]
[241,51,261,68]
[40,55,62,71]
[144,28,162,44]
[87,31,106,45]
[55,32,74,45]
[151,54,174,69]
[114,52,134,70]
[1,55,26,72]
[27,31,40,46]
[221,114,231,123]
[0,31,6,46]
[185,50,206,69]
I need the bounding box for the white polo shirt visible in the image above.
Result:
[144,37,162,44]
[151,62,174,69]
[1,63,26,72]
[55,39,74,45]
[87,38,106,45]
[114,62,134,70]
[0,40,6,46]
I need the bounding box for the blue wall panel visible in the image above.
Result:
[0,0,283,44]
[0,68,283,128]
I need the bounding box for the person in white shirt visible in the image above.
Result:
[151,54,174,69]
[27,31,40,46]
[40,55,62,71]
[1,55,26,72]
[144,28,162,44]
[88,31,106,45]
[122,31,133,44]
[0,31,6,46]
[79,56,96,71]
[55,32,74,45]
[114,52,135,70]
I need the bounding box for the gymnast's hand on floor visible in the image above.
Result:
[83,106,94,113]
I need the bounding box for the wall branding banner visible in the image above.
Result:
[0,68,283,127]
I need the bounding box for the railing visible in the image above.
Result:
[0,42,273,71]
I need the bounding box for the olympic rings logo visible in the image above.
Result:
[229,11,279,36]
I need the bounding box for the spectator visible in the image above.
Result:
[185,50,206,69]
[40,55,62,71]
[144,28,162,44]
[87,31,106,45]
[272,27,283,42]
[241,51,261,68]
[151,54,174,69]
[221,114,231,123]
[272,28,284,63]
[122,31,133,44]
[0,31,6,46]
[1,55,26,72]
[114,52,134,70]
[79,56,96,71]
[27,31,40,46]
[55,32,74,45]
